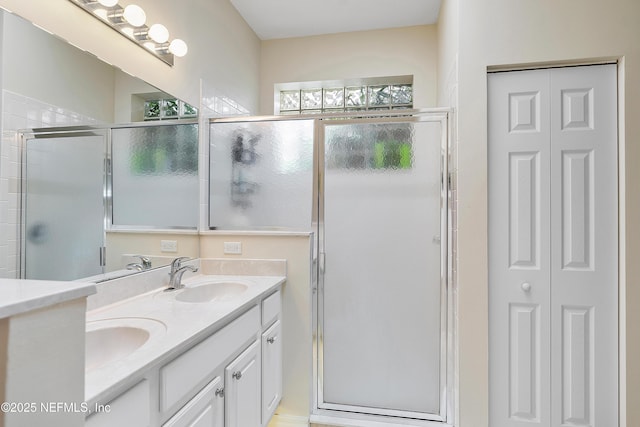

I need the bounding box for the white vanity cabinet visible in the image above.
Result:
[85,285,283,427]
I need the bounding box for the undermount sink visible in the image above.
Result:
[175,281,248,303]
[85,318,166,372]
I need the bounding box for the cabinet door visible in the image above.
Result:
[262,320,282,425]
[163,377,224,427]
[225,340,260,427]
[86,380,151,427]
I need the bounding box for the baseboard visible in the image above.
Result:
[268,413,310,427]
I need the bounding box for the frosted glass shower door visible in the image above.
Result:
[319,117,446,421]
[23,132,106,280]
[209,119,314,229]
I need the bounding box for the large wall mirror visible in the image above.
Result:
[1,9,200,282]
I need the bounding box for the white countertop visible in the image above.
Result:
[0,278,96,319]
[84,273,285,405]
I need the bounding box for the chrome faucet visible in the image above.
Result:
[166,257,198,291]
[134,255,152,269]
[126,255,152,271]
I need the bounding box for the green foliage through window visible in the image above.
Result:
[143,98,198,121]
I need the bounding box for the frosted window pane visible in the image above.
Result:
[323,88,344,109]
[144,100,161,120]
[367,85,391,106]
[209,119,314,229]
[162,99,179,118]
[345,87,366,107]
[326,123,413,170]
[301,89,322,109]
[180,101,198,117]
[24,134,106,280]
[280,91,300,111]
[112,123,199,228]
[391,84,413,105]
[322,120,443,414]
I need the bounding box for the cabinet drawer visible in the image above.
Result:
[86,380,150,427]
[160,306,260,414]
[261,290,281,327]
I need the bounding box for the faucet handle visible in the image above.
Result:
[132,255,152,269]
[170,256,191,272]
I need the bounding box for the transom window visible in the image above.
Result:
[143,98,198,121]
[276,76,413,115]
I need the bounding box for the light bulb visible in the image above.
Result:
[93,9,109,20]
[169,39,188,57]
[148,24,169,43]
[97,0,118,7]
[123,4,146,27]
[121,27,134,38]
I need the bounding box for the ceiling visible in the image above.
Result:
[229,0,443,40]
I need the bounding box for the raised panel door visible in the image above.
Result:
[225,340,260,427]
[549,64,618,427]
[262,320,282,426]
[489,69,551,427]
[489,64,618,427]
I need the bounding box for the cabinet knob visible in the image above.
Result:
[232,371,242,380]
[215,388,224,397]
[521,282,531,292]
[267,336,277,344]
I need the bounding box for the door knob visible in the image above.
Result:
[521,282,531,292]
[267,336,277,344]
[232,371,242,380]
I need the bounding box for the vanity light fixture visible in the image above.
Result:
[68,0,189,66]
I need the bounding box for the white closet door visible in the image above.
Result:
[549,64,618,427]
[489,64,618,427]
[489,69,552,427]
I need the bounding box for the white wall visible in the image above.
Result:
[259,25,438,115]
[452,0,640,426]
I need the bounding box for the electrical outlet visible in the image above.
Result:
[161,240,178,253]
[224,241,242,255]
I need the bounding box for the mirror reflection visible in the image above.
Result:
[2,10,200,282]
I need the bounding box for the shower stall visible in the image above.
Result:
[209,109,452,425]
